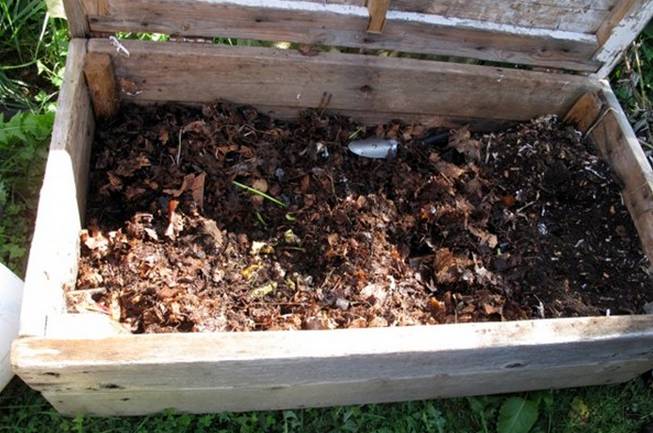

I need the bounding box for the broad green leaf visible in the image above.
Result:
[497,397,539,433]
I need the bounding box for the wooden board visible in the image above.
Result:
[593,0,653,77]
[385,0,617,33]
[13,316,653,414]
[87,39,598,125]
[66,0,653,76]
[83,52,118,119]
[588,82,653,265]
[42,360,652,415]
[18,39,95,338]
[81,0,600,72]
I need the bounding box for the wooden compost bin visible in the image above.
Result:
[11,0,653,416]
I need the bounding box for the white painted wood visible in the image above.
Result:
[0,263,22,392]
[18,39,95,337]
[593,0,653,77]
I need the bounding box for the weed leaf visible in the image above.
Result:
[497,397,539,433]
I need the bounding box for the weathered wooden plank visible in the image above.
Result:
[87,39,598,124]
[62,0,89,37]
[83,53,118,119]
[18,39,95,337]
[13,316,653,393]
[42,359,651,415]
[83,0,601,72]
[593,0,653,77]
[564,91,604,132]
[588,81,653,264]
[386,0,617,33]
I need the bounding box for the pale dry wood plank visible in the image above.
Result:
[13,316,653,393]
[83,53,118,119]
[366,0,390,33]
[593,0,653,77]
[588,81,653,264]
[83,0,601,71]
[62,0,90,37]
[88,39,599,123]
[18,39,95,337]
[44,314,129,338]
[42,359,651,415]
[386,0,617,33]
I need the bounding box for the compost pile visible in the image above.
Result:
[71,103,653,333]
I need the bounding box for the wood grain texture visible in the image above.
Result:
[83,53,118,119]
[366,0,389,33]
[42,360,652,415]
[83,0,617,34]
[87,39,598,125]
[589,81,653,264]
[593,0,653,77]
[18,39,95,338]
[564,91,604,132]
[82,0,601,72]
[62,0,89,37]
[13,316,653,391]
[385,0,617,33]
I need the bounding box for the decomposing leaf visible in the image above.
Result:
[190,172,206,209]
[251,282,278,298]
[468,225,498,249]
[251,241,274,255]
[164,172,206,208]
[449,126,481,161]
[434,248,474,285]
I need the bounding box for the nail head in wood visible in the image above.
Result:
[83,52,118,119]
[366,0,390,34]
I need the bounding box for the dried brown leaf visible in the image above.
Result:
[449,126,481,161]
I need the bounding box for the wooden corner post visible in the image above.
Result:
[83,52,119,119]
[366,0,390,33]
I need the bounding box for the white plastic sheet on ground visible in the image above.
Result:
[0,263,23,392]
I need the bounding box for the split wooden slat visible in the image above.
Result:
[83,52,118,119]
[18,39,95,337]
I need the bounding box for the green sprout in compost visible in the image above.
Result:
[232,180,288,208]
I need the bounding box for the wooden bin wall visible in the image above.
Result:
[65,0,653,77]
[11,37,653,415]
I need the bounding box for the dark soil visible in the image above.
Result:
[71,103,653,333]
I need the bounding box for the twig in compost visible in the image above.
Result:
[176,129,183,166]
[232,180,288,208]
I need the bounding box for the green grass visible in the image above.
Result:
[0,0,68,112]
[1,2,653,432]
[1,377,652,433]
